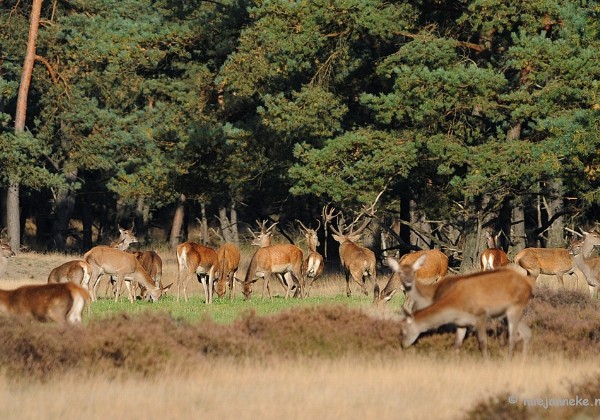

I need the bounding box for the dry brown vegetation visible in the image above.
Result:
[1,251,600,419]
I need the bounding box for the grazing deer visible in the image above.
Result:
[329,208,377,297]
[84,246,162,303]
[297,219,324,297]
[104,227,139,297]
[130,250,170,300]
[215,243,241,299]
[47,260,93,286]
[395,257,534,357]
[0,282,91,325]
[514,230,600,288]
[176,242,219,303]
[480,228,509,271]
[568,238,600,298]
[0,242,16,278]
[239,220,304,300]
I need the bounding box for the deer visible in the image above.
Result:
[480,228,509,271]
[214,243,241,299]
[0,282,91,325]
[0,242,16,278]
[329,207,377,297]
[176,242,219,303]
[239,220,304,300]
[394,255,534,357]
[514,229,600,288]
[47,260,93,286]
[104,227,139,297]
[84,246,162,303]
[297,219,324,297]
[130,250,171,300]
[568,238,600,298]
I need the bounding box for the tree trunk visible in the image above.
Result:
[199,201,208,245]
[546,179,565,248]
[134,196,150,240]
[8,0,43,253]
[169,194,186,249]
[50,169,77,250]
[511,199,526,258]
[230,202,239,245]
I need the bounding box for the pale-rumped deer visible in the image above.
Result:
[568,238,600,298]
[0,282,91,325]
[329,208,377,297]
[514,230,600,288]
[215,243,241,299]
[239,220,304,299]
[47,260,93,286]
[297,219,324,297]
[84,246,162,303]
[480,228,510,271]
[396,257,534,357]
[0,242,16,278]
[176,242,219,303]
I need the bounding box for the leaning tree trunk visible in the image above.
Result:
[8,0,43,253]
[511,199,527,257]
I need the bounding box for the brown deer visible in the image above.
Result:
[480,228,509,271]
[329,208,377,297]
[176,242,219,303]
[0,282,91,325]
[514,230,600,288]
[104,227,139,297]
[297,219,324,297]
[131,250,170,299]
[568,238,600,298]
[215,243,241,299]
[396,258,534,357]
[0,242,16,278]
[239,220,304,300]
[47,260,93,286]
[84,246,162,303]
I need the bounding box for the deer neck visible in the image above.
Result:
[580,235,598,258]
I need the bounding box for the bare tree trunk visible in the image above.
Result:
[230,202,239,245]
[511,200,526,258]
[8,0,43,253]
[134,196,150,240]
[546,179,565,248]
[169,194,186,249]
[50,169,77,250]
[199,201,208,245]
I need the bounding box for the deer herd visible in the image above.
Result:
[1,211,600,357]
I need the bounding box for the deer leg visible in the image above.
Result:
[556,272,566,288]
[517,322,532,355]
[124,279,135,303]
[454,327,468,351]
[475,320,489,358]
[345,271,352,297]
[114,275,125,303]
[207,271,215,304]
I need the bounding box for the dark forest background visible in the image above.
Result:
[2,0,600,271]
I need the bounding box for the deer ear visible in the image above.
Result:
[413,254,427,270]
[387,256,400,272]
[331,234,345,244]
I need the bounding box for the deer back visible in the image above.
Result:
[399,249,448,284]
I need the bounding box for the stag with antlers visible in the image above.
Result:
[328,204,377,297]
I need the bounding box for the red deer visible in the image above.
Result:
[104,227,139,297]
[480,228,510,271]
[84,246,162,303]
[568,238,600,298]
[514,230,600,288]
[372,249,447,307]
[176,242,219,303]
[329,208,376,297]
[215,243,241,299]
[0,282,91,325]
[395,258,534,357]
[239,220,304,300]
[0,242,16,278]
[297,219,324,297]
[47,260,93,286]
[130,251,170,300]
